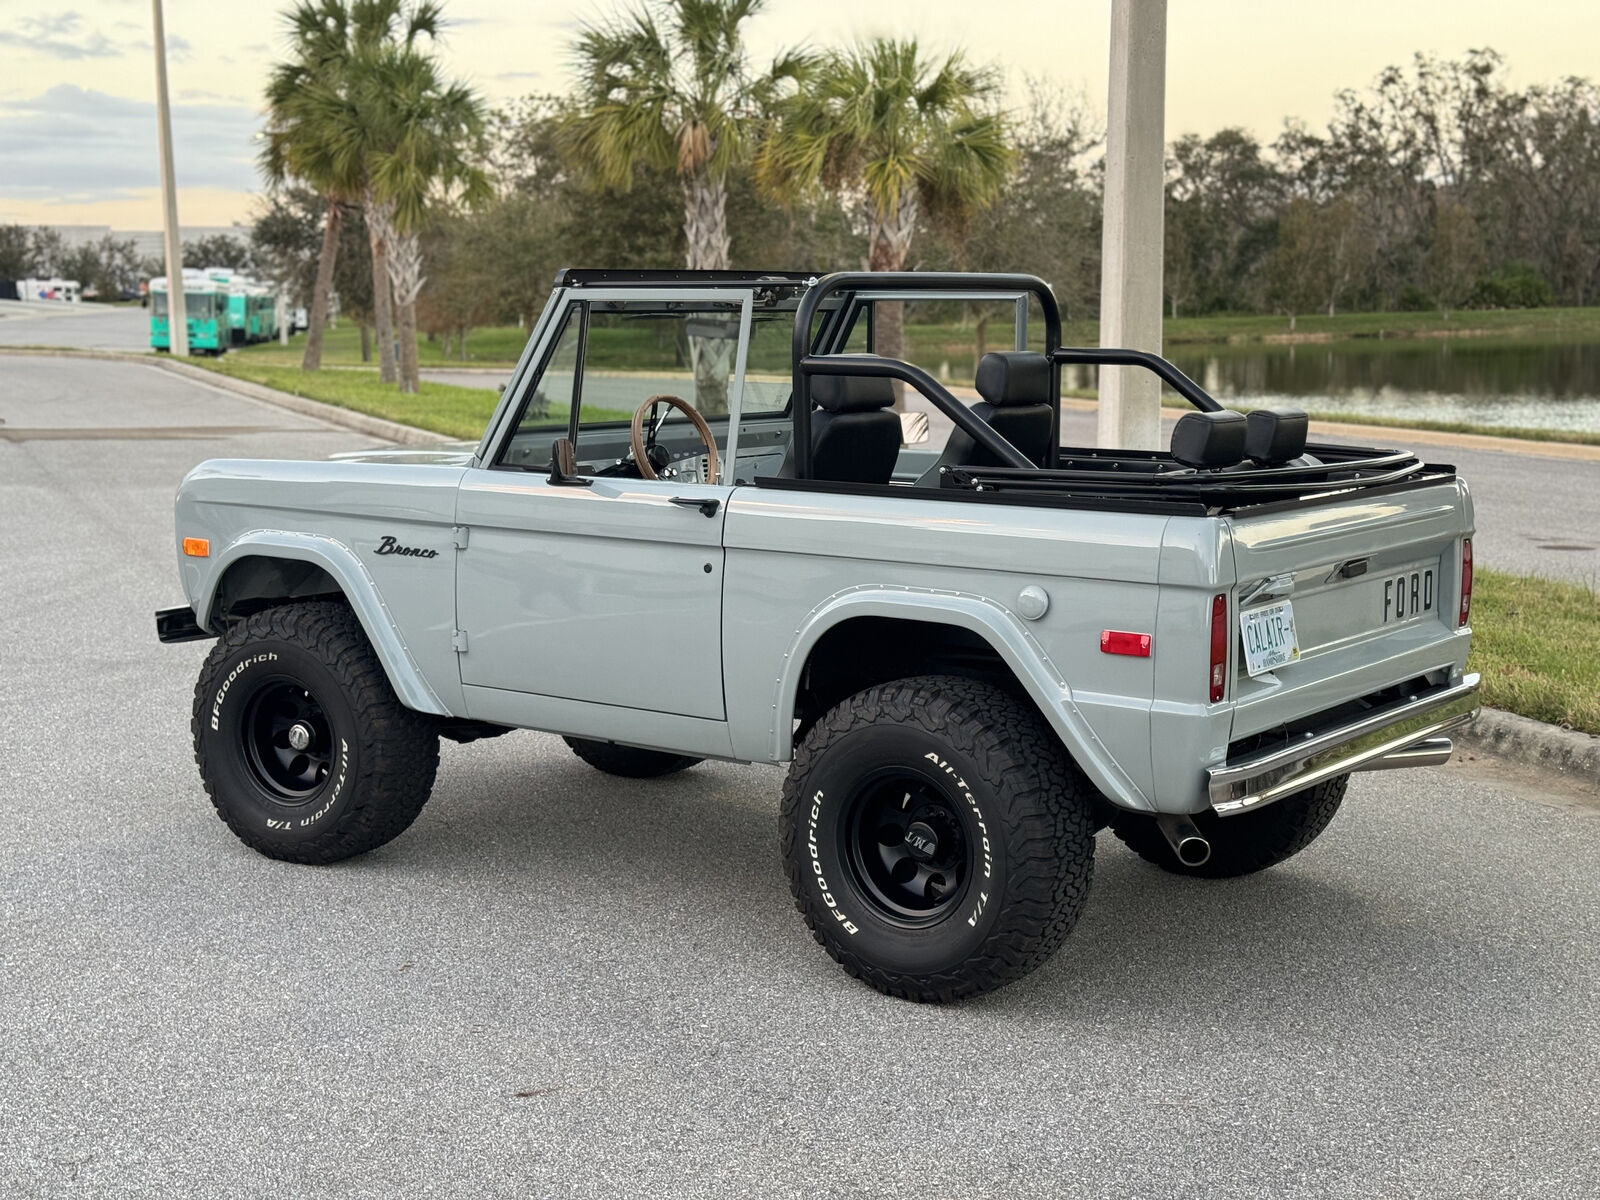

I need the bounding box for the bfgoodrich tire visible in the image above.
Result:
[780,675,1097,1002]
[192,601,439,864]
[1110,774,1348,879]
[562,737,702,778]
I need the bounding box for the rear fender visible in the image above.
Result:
[193,531,449,716]
[772,586,1154,811]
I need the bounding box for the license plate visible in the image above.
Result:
[1240,600,1300,677]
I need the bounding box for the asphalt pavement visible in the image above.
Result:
[2,353,1599,1197]
[0,300,153,353]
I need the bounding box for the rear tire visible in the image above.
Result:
[780,675,1096,1002]
[1110,774,1348,878]
[563,737,702,778]
[192,601,439,864]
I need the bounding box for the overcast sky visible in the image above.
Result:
[2,0,1598,230]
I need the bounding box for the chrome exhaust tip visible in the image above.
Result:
[1157,814,1211,868]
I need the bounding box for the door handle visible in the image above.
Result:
[668,496,721,517]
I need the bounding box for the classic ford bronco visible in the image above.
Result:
[158,270,1480,1001]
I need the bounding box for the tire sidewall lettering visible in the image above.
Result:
[200,639,359,842]
[795,728,1008,973]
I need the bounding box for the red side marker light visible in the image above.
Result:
[1100,630,1152,658]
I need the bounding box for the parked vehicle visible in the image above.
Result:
[16,277,81,303]
[149,272,228,355]
[157,270,1479,1001]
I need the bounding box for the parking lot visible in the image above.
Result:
[3,353,1599,1197]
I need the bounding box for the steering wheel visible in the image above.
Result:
[631,394,719,485]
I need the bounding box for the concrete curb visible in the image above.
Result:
[0,346,452,446]
[1458,707,1600,785]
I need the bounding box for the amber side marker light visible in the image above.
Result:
[182,537,210,557]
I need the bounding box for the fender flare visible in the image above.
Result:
[195,530,449,716]
[770,585,1153,811]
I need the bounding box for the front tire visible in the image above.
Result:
[192,601,439,864]
[780,675,1096,1002]
[1110,774,1348,878]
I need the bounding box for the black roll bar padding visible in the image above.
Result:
[792,272,1064,478]
[1051,346,1223,413]
[799,355,1035,471]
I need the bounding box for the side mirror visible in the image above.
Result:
[548,437,591,487]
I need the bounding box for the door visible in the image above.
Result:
[454,290,751,721]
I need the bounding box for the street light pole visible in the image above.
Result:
[1097,0,1167,450]
[151,0,188,357]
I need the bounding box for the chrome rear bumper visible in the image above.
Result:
[1208,674,1480,816]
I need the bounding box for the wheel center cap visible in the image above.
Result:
[287,723,313,752]
[903,821,939,861]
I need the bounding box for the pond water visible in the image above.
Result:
[1061,337,1600,432]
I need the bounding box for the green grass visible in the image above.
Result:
[232,322,532,368]
[197,358,506,439]
[1469,570,1600,735]
[196,357,641,439]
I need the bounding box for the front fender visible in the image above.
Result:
[191,530,450,716]
[770,585,1153,811]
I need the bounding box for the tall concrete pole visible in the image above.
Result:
[1097,0,1167,450]
[151,0,188,357]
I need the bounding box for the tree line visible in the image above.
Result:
[265,34,1592,366]
[15,5,1600,367]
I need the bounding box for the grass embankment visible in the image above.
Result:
[198,357,502,439]
[1470,570,1600,735]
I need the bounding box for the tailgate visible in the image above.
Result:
[1225,478,1473,741]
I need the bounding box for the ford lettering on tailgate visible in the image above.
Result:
[1383,569,1435,623]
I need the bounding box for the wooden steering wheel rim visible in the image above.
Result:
[630,393,719,485]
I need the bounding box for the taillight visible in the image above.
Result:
[1209,593,1228,702]
[1459,538,1473,627]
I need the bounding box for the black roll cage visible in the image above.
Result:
[788,272,1231,479]
[791,272,1063,477]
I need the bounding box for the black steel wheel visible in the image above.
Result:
[240,680,335,802]
[780,674,1097,1003]
[841,768,972,924]
[192,601,439,864]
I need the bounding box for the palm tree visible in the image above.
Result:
[565,0,808,411]
[757,39,1013,393]
[260,0,443,378]
[353,43,489,392]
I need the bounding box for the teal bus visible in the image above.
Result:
[210,274,279,345]
[149,274,228,354]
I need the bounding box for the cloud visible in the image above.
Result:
[0,85,262,204]
[0,11,121,60]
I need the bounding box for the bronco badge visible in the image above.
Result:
[374,535,438,559]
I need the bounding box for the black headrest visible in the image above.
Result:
[975,351,1051,407]
[1171,410,1247,470]
[811,357,895,412]
[1246,408,1309,464]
